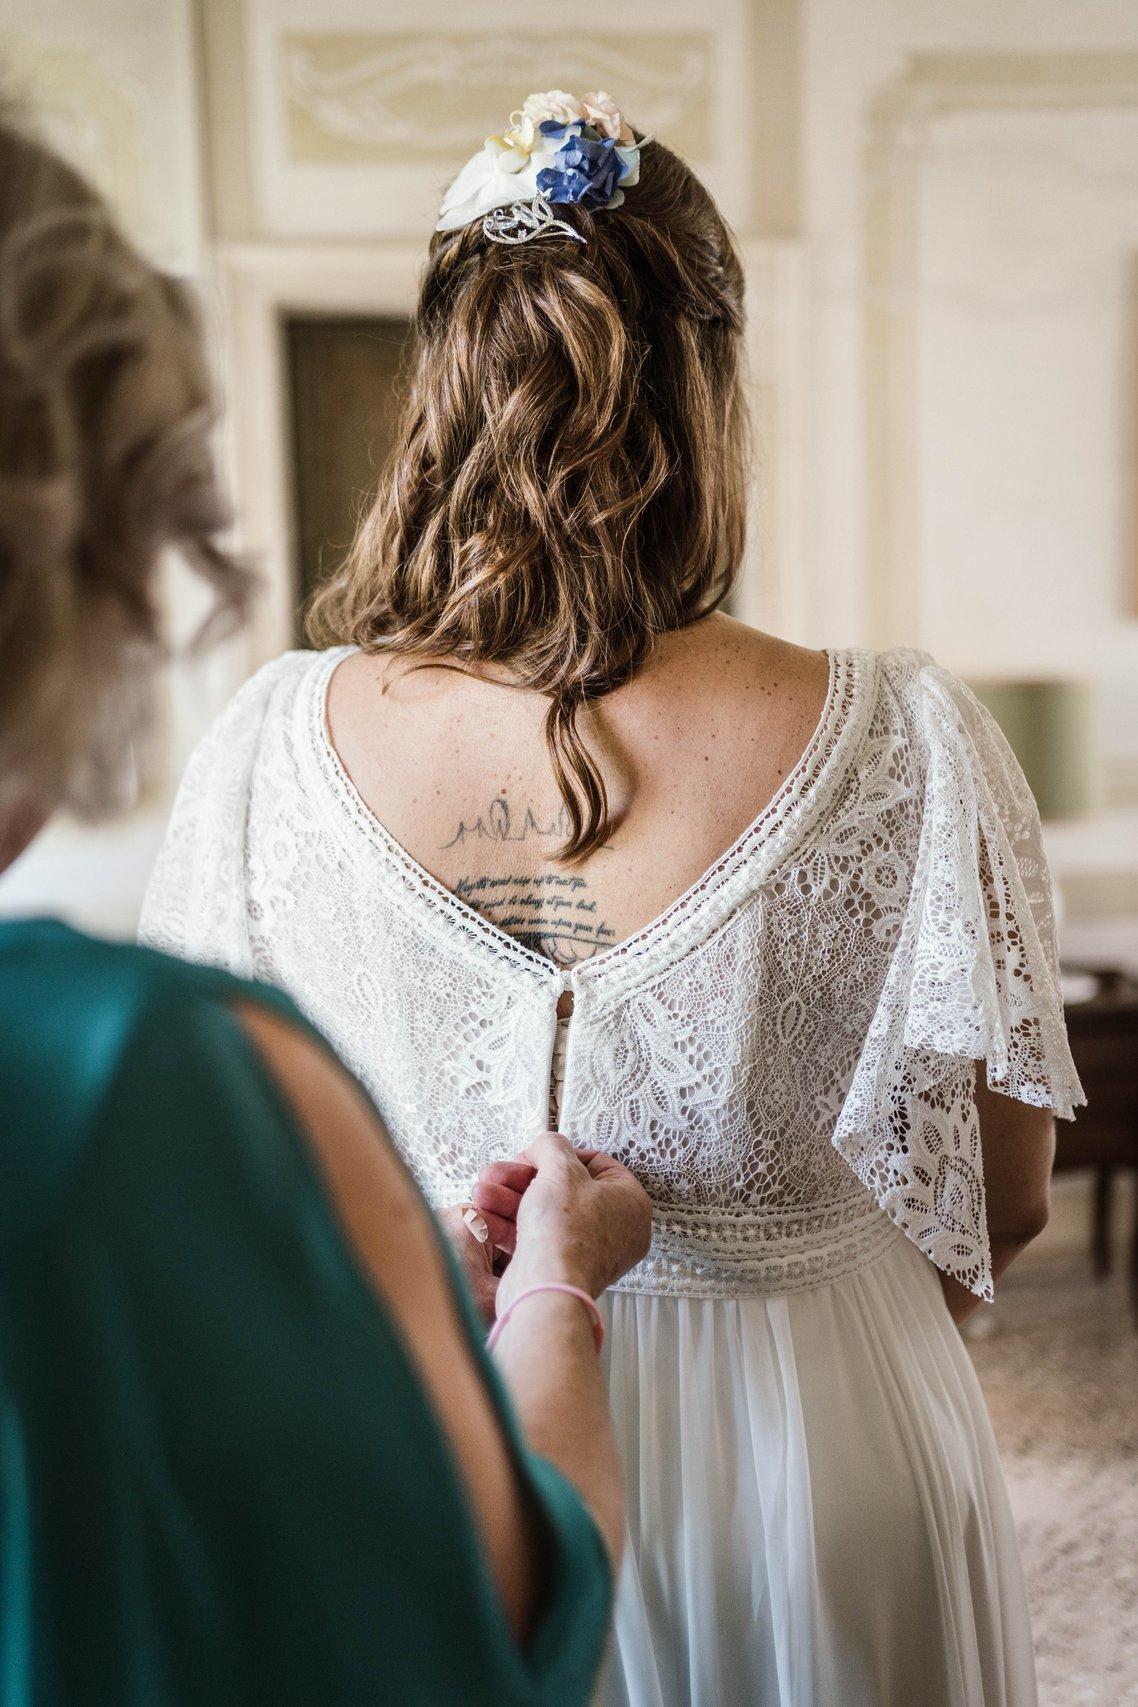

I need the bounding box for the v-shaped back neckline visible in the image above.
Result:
[303,644,879,1003]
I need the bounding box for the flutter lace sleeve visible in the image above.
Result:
[138,652,312,974]
[832,655,1085,1299]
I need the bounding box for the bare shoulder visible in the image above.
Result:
[642,615,830,745]
[326,646,399,737]
[324,647,441,805]
[678,613,828,694]
[327,646,463,714]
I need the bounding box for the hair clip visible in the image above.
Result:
[436,92,648,239]
[482,195,587,247]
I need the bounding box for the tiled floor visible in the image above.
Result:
[966,1180,1138,1705]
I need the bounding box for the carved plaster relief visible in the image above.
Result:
[243,2,753,238]
[282,31,712,165]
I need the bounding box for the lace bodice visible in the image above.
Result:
[139,645,1083,1300]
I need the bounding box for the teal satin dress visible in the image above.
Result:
[0,919,610,1705]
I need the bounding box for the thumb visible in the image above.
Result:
[515,1130,583,1173]
[582,1148,633,1184]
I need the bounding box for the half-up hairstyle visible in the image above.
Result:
[308,135,748,860]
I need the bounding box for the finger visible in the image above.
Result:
[479,1209,517,1253]
[476,1160,536,1194]
[472,1180,523,1221]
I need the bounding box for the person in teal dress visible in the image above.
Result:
[0,104,650,1705]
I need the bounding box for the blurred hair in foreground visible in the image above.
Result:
[0,98,253,838]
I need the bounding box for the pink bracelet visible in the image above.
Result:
[487,1283,605,1355]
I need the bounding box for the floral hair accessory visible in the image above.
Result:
[435,89,650,244]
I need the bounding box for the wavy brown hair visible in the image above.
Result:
[0,103,253,832]
[309,135,748,860]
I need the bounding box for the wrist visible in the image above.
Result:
[502,1254,598,1304]
[488,1282,605,1356]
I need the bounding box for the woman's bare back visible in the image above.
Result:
[326,614,829,967]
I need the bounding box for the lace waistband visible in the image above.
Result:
[610,1199,903,1298]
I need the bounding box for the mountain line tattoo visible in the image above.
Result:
[444,796,618,964]
[442,796,572,849]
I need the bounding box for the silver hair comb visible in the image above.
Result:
[482,195,587,246]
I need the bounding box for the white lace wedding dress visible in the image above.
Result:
[140,644,1083,1707]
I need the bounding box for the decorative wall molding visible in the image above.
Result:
[239,1,755,239]
[215,240,422,675]
[864,52,1138,651]
[282,31,712,163]
[204,0,800,244]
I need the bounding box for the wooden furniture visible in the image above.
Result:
[1056,968,1138,1315]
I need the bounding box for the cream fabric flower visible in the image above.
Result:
[436,142,540,231]
[436,125,564,232]
[484,135,530,173]
[522,89,587,128]
[504,110,538,151]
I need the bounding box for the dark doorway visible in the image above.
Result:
[285,314,413,636]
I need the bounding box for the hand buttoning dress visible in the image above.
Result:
[140,645,1084,1707]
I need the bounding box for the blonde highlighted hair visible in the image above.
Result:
[309,136,748,860]
[0,103,253,826]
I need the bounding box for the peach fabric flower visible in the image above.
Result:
[582,91,634,145]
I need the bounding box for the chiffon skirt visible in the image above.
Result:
[595,1228,1036,1707]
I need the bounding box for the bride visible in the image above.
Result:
[141,91,1083,1706]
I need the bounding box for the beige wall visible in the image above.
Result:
[802,2,1138,735]
[2,0,1137,941]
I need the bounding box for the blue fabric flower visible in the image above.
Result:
[538,118,586,142]
[537,125,632,208]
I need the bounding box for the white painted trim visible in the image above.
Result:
[738,240,810,639]
[864,53,1138,651]
[215,241,423,674]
